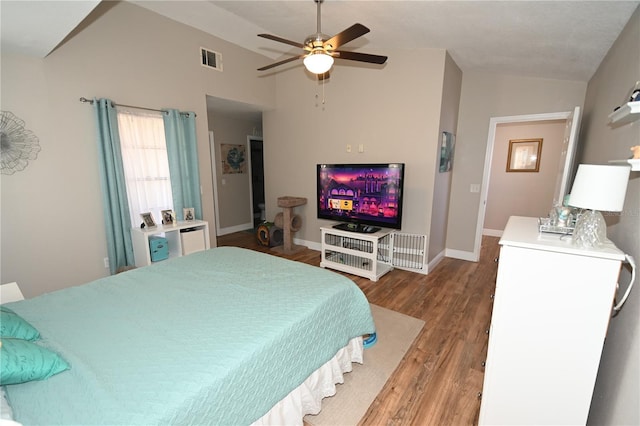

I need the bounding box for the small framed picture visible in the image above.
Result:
[161,209,176,225]
[506,138,543,172]
[140,212,156,228]
[183,207,195,221]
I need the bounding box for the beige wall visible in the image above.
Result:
[584,6,639,425]
[0,2,454,294]
[0,2,275,297]
[1,1,637,419]
[208,110,262,232]
[484,120,565,232]
[263,49,448,253]
[429,53,462,262]
[446,73,587,257]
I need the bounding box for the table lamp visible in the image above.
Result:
[568,164,631,248]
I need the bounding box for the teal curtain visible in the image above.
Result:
[163,110,203,220]
[93,98,134,274]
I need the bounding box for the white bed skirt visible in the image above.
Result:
[251,336,364,426]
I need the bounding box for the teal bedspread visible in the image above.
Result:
[4,247,375,425]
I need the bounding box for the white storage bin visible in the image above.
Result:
[180,228,206,256]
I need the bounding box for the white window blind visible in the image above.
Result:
[116,108,174,227]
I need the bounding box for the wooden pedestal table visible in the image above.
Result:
[271,196,307,255]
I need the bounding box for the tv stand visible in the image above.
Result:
[332,223,381,234]
[320,226,393,281]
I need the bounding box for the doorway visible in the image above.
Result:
[205,95,263,236]
[249,137,265,228]
[472,107,581,258]
[482,120,566,236]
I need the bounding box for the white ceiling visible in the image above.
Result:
[134,0,640,82]
[0,0,101,58]
[1,0,638,118]
[2,1,639,81]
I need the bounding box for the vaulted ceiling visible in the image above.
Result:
[2,1,638,82]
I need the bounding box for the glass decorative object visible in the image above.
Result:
[572,210,607,248]
[568,164,631,249]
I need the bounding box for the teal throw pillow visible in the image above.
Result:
[0,306,40,341]
[0,338,70,385]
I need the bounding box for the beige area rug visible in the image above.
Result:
[305,304,425,426]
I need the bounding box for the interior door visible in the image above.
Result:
[552,106,581,205]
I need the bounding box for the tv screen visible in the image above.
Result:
[317,163,405,233]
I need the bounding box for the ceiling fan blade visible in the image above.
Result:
[334,50,387,65]
[324,23,370,50]
[258,34,305,49]
[257,55,305,71]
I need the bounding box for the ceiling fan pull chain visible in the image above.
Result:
[322,75,326,105]
[320,74,327,106]
[314,81,326,108]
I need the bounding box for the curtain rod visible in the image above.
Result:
[79,97,196,117]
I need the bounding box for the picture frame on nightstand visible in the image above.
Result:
[161,209,176,225]
[140,212,156,228]
[183,207,195,221]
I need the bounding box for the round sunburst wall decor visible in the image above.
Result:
[1,111,41,175]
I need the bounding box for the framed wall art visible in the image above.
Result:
[506,138,543,172]
[221,144,246,174]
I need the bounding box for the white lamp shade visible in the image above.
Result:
[303,52,334,74]
[568,164,630,212]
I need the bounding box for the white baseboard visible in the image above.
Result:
[483,228,503,237]
[425,250,445,274]
[217,222,253,236]
[294,238,321,251]
[445,248,478,262]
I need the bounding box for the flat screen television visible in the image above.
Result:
[317,163,405,233]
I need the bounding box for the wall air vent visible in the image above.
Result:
[200,47,222,71]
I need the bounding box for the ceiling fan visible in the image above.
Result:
[257,0,387,79]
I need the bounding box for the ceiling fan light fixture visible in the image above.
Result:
[303,51,334,74]
[256,1,386,76]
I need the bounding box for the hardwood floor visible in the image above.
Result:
[217,231,500,425]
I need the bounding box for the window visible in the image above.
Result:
[116,109,174,227]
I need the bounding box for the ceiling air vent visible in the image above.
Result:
[200,47,222,71]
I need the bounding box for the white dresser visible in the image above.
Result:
[479,216,625,425]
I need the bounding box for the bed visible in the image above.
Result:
[0,246,375,425]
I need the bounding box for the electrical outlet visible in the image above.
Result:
[103,257,110,269]
[358,144,364,153]
[346,144,352,153]
[470,184,481,193]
